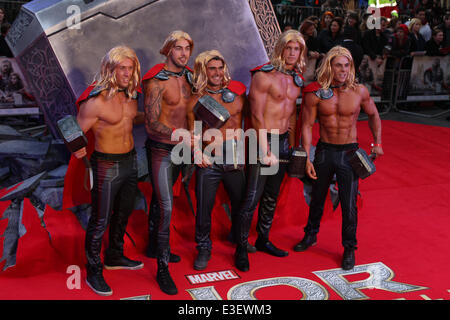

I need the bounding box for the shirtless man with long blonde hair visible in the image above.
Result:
[294,46,383,270]
[74,45,144,296]
[236,30,307,270]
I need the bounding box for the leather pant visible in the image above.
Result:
[145,139,183,267]
[304,141,359,249]
[195,163,246,251]
[85,149,138,267]
[237,132,290,247]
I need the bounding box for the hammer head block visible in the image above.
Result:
[288,146,307,178]
[349,148,376,179]
[56,115,87,153]
[194,95,231,129]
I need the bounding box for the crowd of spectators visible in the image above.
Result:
[274,0,449,117]
[273,0,449,64]
[272,0,449,100]
[0,2,448,100]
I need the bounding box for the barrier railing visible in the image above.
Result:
[392,55,450,118]
[297,54,449,120]
[272,4,449,119]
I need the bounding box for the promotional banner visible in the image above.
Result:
[407,56,450,97]
[0,57,34,105]
[359,54,386,97]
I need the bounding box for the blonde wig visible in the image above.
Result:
[93,45,141,99]
[193,50,231,96]
[316,46,357,90]
[160,30,194,57]
[270,29,307,73]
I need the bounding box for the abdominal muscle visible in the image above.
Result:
[318,113,358,145]
[93,119,135,154]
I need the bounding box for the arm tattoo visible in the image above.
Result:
[144,80,173,137]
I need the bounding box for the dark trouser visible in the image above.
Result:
[145,139,183,267]
[85,149,138,267]
[195,164,246,251]
[304,141,359,249]
[237,132,290,247]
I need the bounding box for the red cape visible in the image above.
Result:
[227,80,246,96]
[302,81,321,93]
[142,63,193,82]
[142,63,165,82]
[62,85,97,209]
[250,62,271,74]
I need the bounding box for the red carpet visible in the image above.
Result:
[0,120,449,300]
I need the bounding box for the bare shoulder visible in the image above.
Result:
[79,91,108,117]
[236,93,246,105]
[356,84,370,98]
[231,93,246,112]
[144,78,165,92]
[303,91,320,107]
[251,70,273,90]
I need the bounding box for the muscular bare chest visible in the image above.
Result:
[269,72,301,103]
[97,95,137,127]
[318,90,361,117]
[266,73,300,118]
[163,77,192,108]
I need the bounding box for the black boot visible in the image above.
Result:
[194,248,211,271]
[255,237,288,257]
[106,202,139,269]
[104,230,144,270]
[85,264,112,296]
[246,242,257,253]
[227,230,256,253]
[293,233,317,252]
[227,230,237,244]
[146,247,181,263]
[104,254,144,270]
[235,217,257,253]
[234,245,249,272]
[342,248,355,270]
[254,193,289,257]
[156,263,178,295]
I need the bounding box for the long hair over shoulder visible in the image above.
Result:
[93,45,141,99]
[270,30,307,73]
[316,46,357,90]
